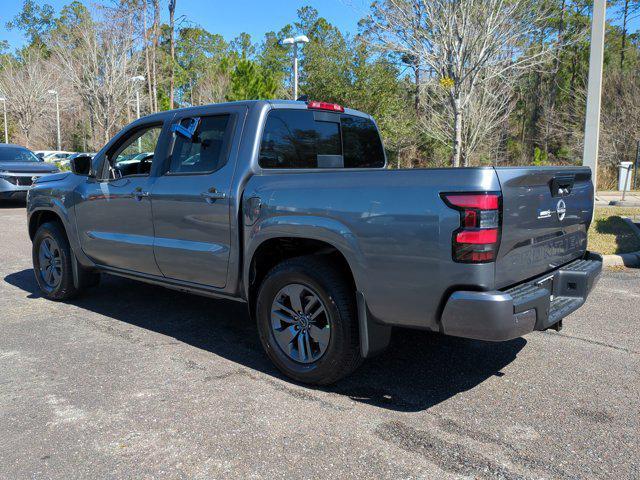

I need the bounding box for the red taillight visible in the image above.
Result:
[442,193,501,263]
[456,229,498,244]
[307,100,345,113]
[444,194,499,210]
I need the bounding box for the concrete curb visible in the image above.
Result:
[602,251,640,268]
[609,200,640,207]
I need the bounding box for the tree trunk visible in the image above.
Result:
[413,59,420,115]
[549,0,565,111]
[142,0,153,114]
[412,0,422,115]
[22,127,30,149]
[151,0,160,112]
[169,0,176,109]
[452,93,462,168]
[530,29,545,156]
[621,0,629,69]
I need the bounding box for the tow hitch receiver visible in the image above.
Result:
[547,319,563,332]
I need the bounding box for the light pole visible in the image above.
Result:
[130,75,145,152]
[583,0,606,195]
[48,90,61,150]
[131,75,145,119]
[281,35,310,100]
[0,97,7,143]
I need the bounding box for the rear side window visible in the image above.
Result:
[341,115,385,168]
[169,115,231,173]
[259,109,384,169]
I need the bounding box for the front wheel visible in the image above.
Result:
[32,222,79,301]
[256,256,362,385]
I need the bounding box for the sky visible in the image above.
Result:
[1,0,638,52]
[0,0,370,51]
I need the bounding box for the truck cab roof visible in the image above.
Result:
[135,99,373,124]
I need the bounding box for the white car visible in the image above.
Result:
[58,152,96,168]
[35,151,74,162]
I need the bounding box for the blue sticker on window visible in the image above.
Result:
[172,117,200,140]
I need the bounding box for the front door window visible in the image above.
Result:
[103,125,162,180]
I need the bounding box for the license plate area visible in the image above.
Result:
[535,274,555,302]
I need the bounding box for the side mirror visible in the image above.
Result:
[70,155,92,176]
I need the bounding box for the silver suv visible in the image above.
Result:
[0,144,59,201]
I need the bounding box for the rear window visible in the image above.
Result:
[259,109,384,169]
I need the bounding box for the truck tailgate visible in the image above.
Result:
[494,166,594,289]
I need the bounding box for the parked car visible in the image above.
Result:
[35,151,74,163]
[0,144,59,201]
[26,100,602,385]
[34,150,59,160]
[58,152,96,169]
[113,152,154,176]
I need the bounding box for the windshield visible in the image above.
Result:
[0,147,40,163]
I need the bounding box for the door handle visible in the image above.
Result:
[201,188,226,201]
[133,187,150,200]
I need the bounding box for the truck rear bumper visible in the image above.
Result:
[440,255,602,342]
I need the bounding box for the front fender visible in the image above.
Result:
[27,183,90,265]
[28,196,73,239]
[243,215,366,300]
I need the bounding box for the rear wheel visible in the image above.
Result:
[256,256,362,385]
[32,222,80,300]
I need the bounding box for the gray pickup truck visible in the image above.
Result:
[27,99,602,384]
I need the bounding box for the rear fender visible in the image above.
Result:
[244,215,365,299]
[245,216,391,356]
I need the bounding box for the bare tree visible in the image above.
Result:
[368,0,554,166]
[420,76,513,165]
[599,71,640,185]
[190,61,232,105]
[52,11,140,147]
[366,1,425,116]
[0,51,56,148]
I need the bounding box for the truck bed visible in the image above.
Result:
[244,165,593,331]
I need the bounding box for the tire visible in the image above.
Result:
[256,256,362,385]
[32,221,80,301]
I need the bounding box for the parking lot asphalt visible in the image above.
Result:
[0,201,638,479]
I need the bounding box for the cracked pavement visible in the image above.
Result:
[0,202,638,479]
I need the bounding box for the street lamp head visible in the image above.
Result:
[282,35,310,47]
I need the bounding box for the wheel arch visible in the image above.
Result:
[29,209,66,240]
[243,216,366,302]
[246,236,358,317]
[29,207,99,293]
[243,215,393,359]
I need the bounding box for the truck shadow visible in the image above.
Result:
[592,214,640,264]
[4,268,525,412]
[0,199,26,209]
